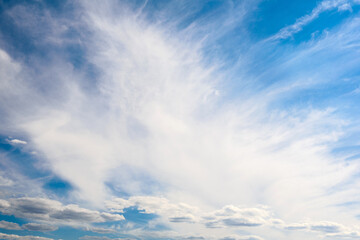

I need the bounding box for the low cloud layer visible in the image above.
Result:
[0,220,22,230]
[0,233,53,240]
[22,223,58,232]
[0,197,124,225]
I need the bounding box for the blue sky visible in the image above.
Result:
[1,0,360,239]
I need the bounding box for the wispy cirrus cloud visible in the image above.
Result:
[269,0,360,40]
[1,0,360,239]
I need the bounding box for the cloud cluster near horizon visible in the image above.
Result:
[1,0,360,239]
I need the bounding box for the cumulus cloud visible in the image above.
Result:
[0,197,124,225]
[105,196,360,239]
[281,220,359,238]
[325,231,360,238]
[0,233,53,240]
[310,221,344,233]
[0,220,57,232]
[203,205,271,228]
[0,220,22,230]
[79,237,124,240]
[22,223,58,232]
[220,235,264,240]
[107,196,277,232]
[0,199,10,209]
[86,227,116,234]
[123,227,265,240]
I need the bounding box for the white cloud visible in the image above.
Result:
[203,205,271,228]
[284,223,308,230]
[0,233,53,240]
[123,227,265,240]
[270,0,360,40]
[86,227,116,234]
[0,199,10,209]
[325,231,360,238]
[0,175,14,186]
[1,1,360,239]
[220,235,264,240]
[79,237,125,240]
[281,220,360,238]
[310,221,345,233]
[0,220,22,230]
[338,3,353,11]
[107,196,281,234]
[0,197,124,225]
[22,223,58,232]
[1,2,353,217]
[0,49,21,93]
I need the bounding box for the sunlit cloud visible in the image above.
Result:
[1,0,360,239]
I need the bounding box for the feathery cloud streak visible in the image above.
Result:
[1,0,360,239]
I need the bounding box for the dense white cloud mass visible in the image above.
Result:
[203,205,271,228]
[1,0,360,239]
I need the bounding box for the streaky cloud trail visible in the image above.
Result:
[1,0,360,239]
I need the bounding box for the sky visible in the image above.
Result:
[1,0,360,239]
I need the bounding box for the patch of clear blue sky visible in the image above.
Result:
[122,207,158,226]
[0,136,74,198]
[0,136,47,179]
[43,176,74,197]
[0,213,27,225]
